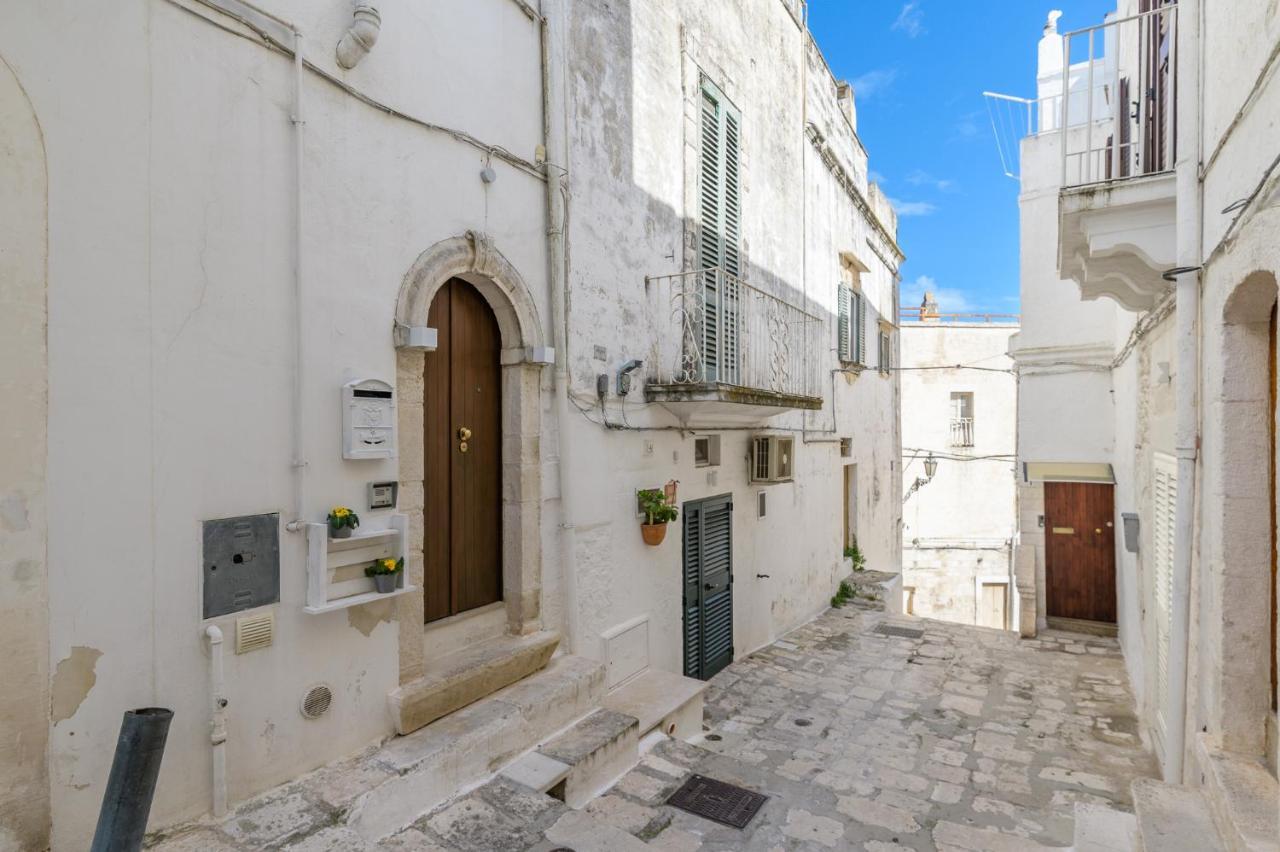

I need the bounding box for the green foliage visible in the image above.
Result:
[328,506,360,531]
[638,489,678,525]
[830,580,857,608]
[843,539,867,571]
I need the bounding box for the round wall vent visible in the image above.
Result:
[300,684,333,720]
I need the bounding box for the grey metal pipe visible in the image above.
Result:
[90,707,174,852]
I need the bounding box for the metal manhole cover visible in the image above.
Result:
[873,623,924,640]
[666,774,768,829]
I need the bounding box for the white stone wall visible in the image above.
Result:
[0,1,553,845]
[560,0,902,671]
[900,323,1018,628]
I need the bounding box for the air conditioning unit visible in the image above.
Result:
[750,435,794,483]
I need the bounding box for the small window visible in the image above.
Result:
[950,392,974,448]
[757,490,768,518]
[878,331,892,374]
[839,437,852,457]
[694,435,721,467]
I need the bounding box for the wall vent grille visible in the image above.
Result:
[301,684,333,720]
[234,611,275,654]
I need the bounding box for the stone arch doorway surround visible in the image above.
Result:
[1208,269,1279,758]
[393,231,547,683]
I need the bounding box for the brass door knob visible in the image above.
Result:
[457,426,472,441]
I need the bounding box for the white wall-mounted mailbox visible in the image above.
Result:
[342,378,397,460]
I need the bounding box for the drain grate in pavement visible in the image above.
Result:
[873,622,924,640]
[666,774,768,829]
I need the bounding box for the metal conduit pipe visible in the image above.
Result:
[205,625,229,817]
[1167,0,1203,784]
[286,26,309,533]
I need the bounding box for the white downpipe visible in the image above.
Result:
[1167,0,1201,784]
[541,2,579,653]
[335,4,381,70]
[286,28,309,533]
[204,626,228,817]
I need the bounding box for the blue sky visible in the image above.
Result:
[807,1,1115,314]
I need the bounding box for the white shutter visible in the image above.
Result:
[837,285,852,362]
[1152,452,1177,752]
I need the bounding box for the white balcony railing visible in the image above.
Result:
[950,418,975,448]
[984,3,1177,188]
[647,267,822,401]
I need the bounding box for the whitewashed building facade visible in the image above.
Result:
[0,0,903,847]
[900,299,1019,630]
[995,0,1279,841]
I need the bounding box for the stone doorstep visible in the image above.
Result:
[537,709,641,808]
[601,668,708,740]
[1197,735,1280,852]
[1131,777,1226,852]
[1071,802,1138,852]
[348,653,606,841]
[387,629,560,735]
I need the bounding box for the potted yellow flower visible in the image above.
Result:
[365,557,404,593]
[328,506,360,539]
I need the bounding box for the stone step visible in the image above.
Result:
[348,653,605,841]
[1132,777,1226,852]
[601,667,707,740]
[387,629,560,735]
[536,709,640,807]
[1198,738,1280,852]
[1071,802,1137,852]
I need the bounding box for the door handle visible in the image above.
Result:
[457,426,471,453]
[704,583,714,591]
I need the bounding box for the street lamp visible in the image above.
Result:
[904,454,940,502]
[924,453,938,480]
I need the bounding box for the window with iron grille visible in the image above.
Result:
[949,392,974,448]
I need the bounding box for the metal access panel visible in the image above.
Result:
[203,513,280,619]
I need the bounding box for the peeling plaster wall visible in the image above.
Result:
[561,0,902,672]
[900,324,1018,628]
[0,52,50,852]
[0,1,550,846]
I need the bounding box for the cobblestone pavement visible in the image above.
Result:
[151,602,1158,850]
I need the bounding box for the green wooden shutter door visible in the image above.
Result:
[683,494,734,680]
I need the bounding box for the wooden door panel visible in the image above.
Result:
[1045,482,1117,623]
[423,279,503,623]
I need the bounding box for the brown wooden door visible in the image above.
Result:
[1270,306,1277,710]
[1045,482,1117,623]
[423,278,503,623]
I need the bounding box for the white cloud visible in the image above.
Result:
[901,275,975,312]
[887,197,937,217]
[892,2,925,38]
[952,110,984,141]
[905,169,956,192]
[869,170,888,186]
[849,68,898,101]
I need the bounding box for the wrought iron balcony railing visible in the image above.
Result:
[950,417,975,448]
[647,267,823,403]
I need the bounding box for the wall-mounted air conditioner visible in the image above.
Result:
[750,435,794,483]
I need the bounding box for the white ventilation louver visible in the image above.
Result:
[234,611,275,654]
[301,684,333,720]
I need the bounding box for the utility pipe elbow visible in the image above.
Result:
[336,4,381,70]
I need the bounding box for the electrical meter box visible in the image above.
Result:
[343,378,397,460]
[203,513,280,619]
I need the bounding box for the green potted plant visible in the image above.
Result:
[328,506,360,539]
[365,557,403,593]
[638,489,678,546]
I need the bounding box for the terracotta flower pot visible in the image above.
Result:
[641,522,668,546]
[373,573,397,593]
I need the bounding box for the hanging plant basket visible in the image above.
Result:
[641,522,668,546]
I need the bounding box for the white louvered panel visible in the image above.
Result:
[1152,453,1177,750]
[235,611,275,654]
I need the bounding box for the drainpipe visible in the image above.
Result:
[1166,0,1202,784]
[204,626,229,817]
[541,0,579,653]
[335,4,381,70]
[286,28,309,533]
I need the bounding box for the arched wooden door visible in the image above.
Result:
[423,278,503,623]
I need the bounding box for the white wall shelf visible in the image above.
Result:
[304,514,414,614]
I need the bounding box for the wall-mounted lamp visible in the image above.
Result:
[394,323,438,351]
[618,359,644,395]
[904,454,939,502]
[923,453,938,480]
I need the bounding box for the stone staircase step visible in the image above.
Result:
[348,653,604,841]
[602,668,707,740]
[1071,802,1137,852]
[1198,738,1280,852]
[544,808,651,851]
[387,629,560,735]
[500,750,572,794]
[1132,777,1226,852]
[538,709,640,807]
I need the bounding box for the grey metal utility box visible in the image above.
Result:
[1121,512,1140,553]
[203,513,280,619]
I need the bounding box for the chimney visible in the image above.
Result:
[921,292,940,321]
[836,81,857,133]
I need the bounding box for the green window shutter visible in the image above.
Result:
[697,77,742,385]
[854,292,866,364]
[838,285,852,362]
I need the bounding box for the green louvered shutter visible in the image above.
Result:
[854,291,867,364]
[697,78,742,385]
[838,285,852,362]
[683,494,734,680]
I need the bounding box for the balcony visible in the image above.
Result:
[950,418,975,449]
[645,267,823,426]
[985,5,1179,312]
